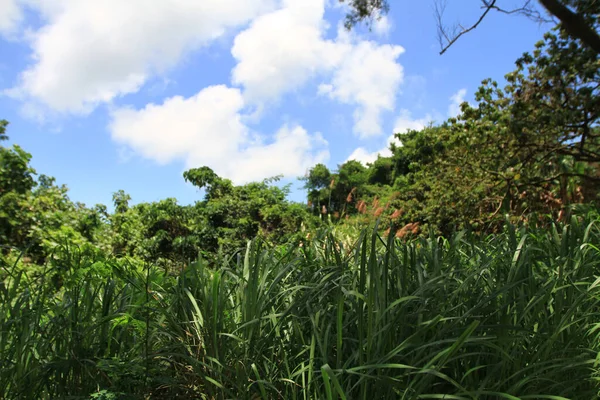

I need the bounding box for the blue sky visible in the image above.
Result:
[0,0,552,208]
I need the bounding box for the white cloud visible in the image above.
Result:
[321,37,404,138]
[110,85,246,166]
[109,85,329,184]
[346,86,474,165]
[448,88,467,117]
[227,125,329,183]
[346,147,388,165]
[231,0,404,137]
[9,0,405,139]
[346,130,398,165]
[0,0,22,36]
[9,0,276,113]
[231,0,341,102]
[373,15,392,37]
[393,109,431,134]
[346,109,433,164]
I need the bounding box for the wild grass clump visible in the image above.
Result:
[1,215,599,399]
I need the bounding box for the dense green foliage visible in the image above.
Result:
[305,24,600,237]
[0,123,314,271]
[2,216,600,398]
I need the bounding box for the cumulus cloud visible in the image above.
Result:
[0,0,22,35]
[448,88,467,117]
[231,0,340,102]
[8,0,405,139]
[231,0,404,137]
[110,85,246,166]
[373,15,392,37]
[393,109,431,134]
[9,0,276,113]
[109,85,329,184]
[346,109,433,165]
[321,37,404,138]
[346,147,388,165]
[227,124,329,183]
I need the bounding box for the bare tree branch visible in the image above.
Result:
[435,0,554,55]
[344,0,600,56]
[489,0,551,20]
[436,0,498,55]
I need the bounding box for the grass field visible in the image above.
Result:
[1,216,600,399]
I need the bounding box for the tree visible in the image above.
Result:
[367,156,394,185]
[308,17,600,235]
[303,163,332,213]
[389,125,444,181]
[535,0,600,54]
[398,23,600,232]
[331,160,368,213]
[184,166,233,200]
[0,120,9,142]
[342,0,600,55]
[136,198,198,264]
[304,163,331,191]
[112,190,131,214]
[505,29,600,165]
[0,125,101,260]
[340,0,389,29]
[446,25,600,215]
[0,144,36,249]
[184,167,313,253]
[0,145,36,196]
[110,190,141,257]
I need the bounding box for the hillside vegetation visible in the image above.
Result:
[2,217,600,398]
[1,11,600,400]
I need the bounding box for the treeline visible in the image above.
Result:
[305,26,599,236]
[0,129,316,269]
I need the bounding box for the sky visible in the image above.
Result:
[0,0,553,208]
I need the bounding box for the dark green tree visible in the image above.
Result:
[303,163,332,214]
[0,120,9,142]
[112,190,131,214]
[331,160,368,214]
[367,156,394,186]
[185,167,313,254]
[0,131,37,249]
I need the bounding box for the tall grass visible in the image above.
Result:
[1,216,599,399]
